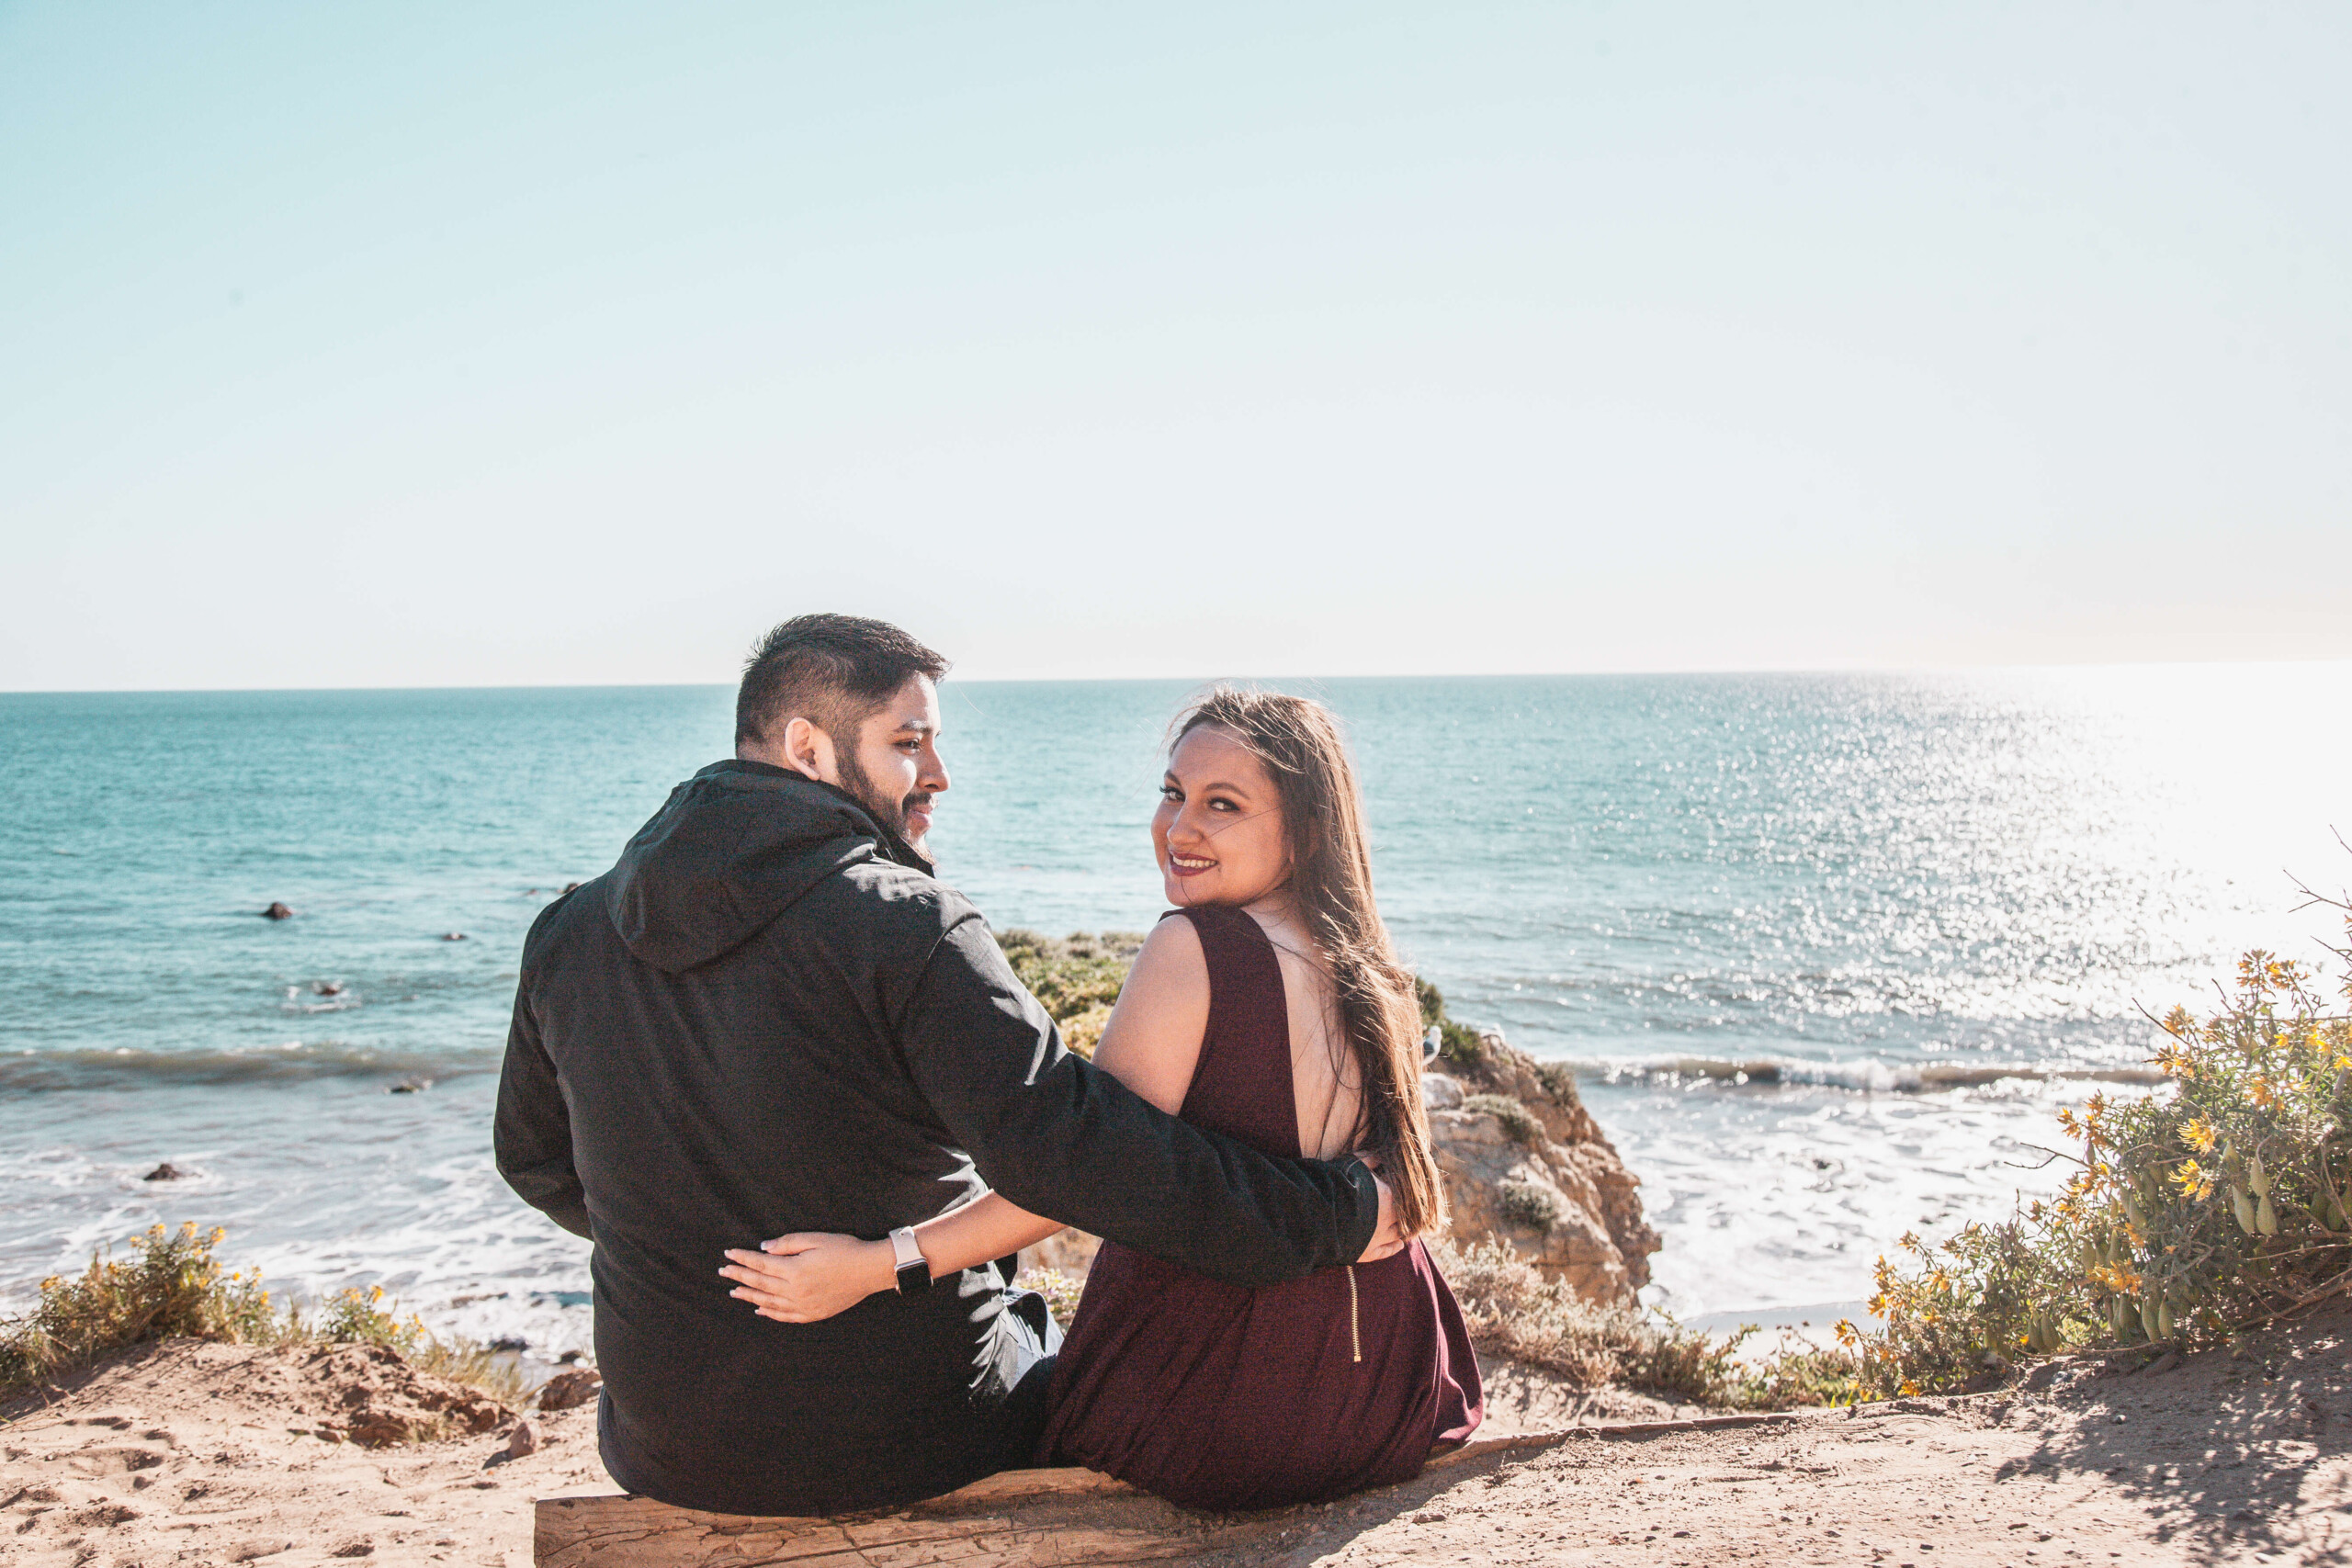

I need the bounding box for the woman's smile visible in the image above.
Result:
[1151,725,1291,908]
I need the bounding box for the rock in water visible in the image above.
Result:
[442,931,467,941]
[537,1369,603,1411]
[262,901,293,919]
[143,1162,187,1181]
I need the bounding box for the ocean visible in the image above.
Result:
[4,669,2346,1357]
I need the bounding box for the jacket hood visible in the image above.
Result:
[606,760,933,973]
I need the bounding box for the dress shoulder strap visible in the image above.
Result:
[1166,906,1299,1156]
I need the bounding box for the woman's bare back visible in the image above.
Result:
[1242,907,1365,1160]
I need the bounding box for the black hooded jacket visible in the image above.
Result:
[495,760,1379,1516]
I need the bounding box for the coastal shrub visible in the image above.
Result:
[299,1284,526,1404]
[316,1281,415,1346]
[0,1224,276,1393]
[1496,1178,1562,1235]
[1416,978,1487,1066]
[997,930,1144,1059]
[1532,1060,1580,1105]
[1006,934,1497,1069]
[1013,1266,1087,1328]
[1463,1093,1545,1147]
[410,1336,527,1404]
[1059,1005,1114,1058]
[0,1224,522,1406]
[1437,1239,1865,1407]
[1436,1237,1630,1385]
[1838,885,2352,1395]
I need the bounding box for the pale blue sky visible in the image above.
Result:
[4,3,2346,688]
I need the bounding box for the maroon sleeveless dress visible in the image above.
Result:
[1037,906,1483,1512]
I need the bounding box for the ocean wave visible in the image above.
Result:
[0,1042,501,1091]
[1587,1055,2167,1093]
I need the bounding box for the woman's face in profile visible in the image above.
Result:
[1152,726,1290,908]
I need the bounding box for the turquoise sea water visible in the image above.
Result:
[3,670,2346,1349]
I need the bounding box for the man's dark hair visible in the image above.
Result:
[735,615,950,750]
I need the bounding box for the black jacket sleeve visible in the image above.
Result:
[896,912,1378,1287]
[494,964,592,1239]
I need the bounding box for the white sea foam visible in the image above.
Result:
[1592,1069,2144,1320]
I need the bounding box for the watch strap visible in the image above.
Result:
[889,1226,932,1293]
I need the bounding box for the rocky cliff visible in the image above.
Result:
[1001,932,1659,1310]
[1421,1030,1659,1309]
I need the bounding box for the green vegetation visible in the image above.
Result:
[311,1282,528,1404]
[892,898,2350,1407]
[1532,1060,1580,1104]
[1463,1092,1545,1146]
[1430,886,2352,1408]
[1830,886,2352,1396]
[1439,1239,1867,1408]
[1495,1179,1561,1234]
[1001,930,1496,1069]
[0,1222,275,1393]
[1,1223,523,1406]
[1015,1266,1088,1327]
[997,929,1146,1057]
[1416,977,1487,1066]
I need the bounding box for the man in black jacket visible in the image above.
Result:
[495,614,1394,1517]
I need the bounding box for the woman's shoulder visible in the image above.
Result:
[1136,908,1211,980]
[1163,903,1287,977]
[1088,912,1212,1103]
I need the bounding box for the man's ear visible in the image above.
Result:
[777,716,837,784]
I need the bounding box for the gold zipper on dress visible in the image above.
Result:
[1346,1265,1362,1363]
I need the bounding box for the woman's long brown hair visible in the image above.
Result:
[1172,687,1447,1238]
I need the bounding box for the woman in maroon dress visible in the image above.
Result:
[727,688,1480,1510]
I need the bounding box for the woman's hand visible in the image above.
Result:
[719,1233,898,1324]
[1352,1154,1407,1264]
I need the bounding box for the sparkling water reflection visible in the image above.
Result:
[1,667,2344,1335]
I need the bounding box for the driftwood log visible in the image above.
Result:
[534,1417,1804,1567]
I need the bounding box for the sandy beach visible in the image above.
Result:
[6,1302,2344,1566]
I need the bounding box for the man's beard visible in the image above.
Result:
[835,753,930,851]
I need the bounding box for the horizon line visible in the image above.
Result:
[6,654,2349,699]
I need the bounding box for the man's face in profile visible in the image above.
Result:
[833,675,949,857]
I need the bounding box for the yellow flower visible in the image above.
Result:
[2182,1119,2218,1155]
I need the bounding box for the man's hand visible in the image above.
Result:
[720,1233,897,1324]
[1354,1161,1406,1264]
